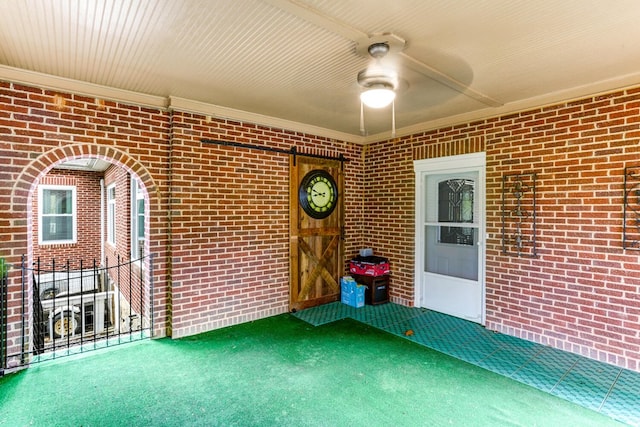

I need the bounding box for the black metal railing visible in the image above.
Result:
[4,254,154,368]
[1,259,7,373]
[32,276,45,355]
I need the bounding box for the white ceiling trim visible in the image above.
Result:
[0,64,167,109]
[3,63,640,146]
[168,96,364,144]
[0,63,364,143]
[363,71,640,143]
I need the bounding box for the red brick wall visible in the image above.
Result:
[366,89,640,370]
[31,168,102,269]
[0,82,171,368]
[168,113,363,337]
[3,77,640,371]
[0,80,363,366]
[359,142,416,304]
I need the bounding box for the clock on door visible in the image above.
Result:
[298,169,338,219]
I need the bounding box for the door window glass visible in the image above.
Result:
[438,179,474,246]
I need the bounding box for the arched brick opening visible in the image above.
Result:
[13,144,157,265]
[4,143,160,369]
[11,144,156,213]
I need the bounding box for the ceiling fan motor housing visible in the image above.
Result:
[357,67,397,90]
[355,33,406,58]
[368,42,390,58]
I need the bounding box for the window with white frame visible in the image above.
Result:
[107,184,116,245]
[39,185,77,244]
[131,178,145,260]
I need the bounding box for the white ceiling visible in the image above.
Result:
[1,0,640,143]
[55,158,112,172]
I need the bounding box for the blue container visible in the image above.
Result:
[340,276,365,308]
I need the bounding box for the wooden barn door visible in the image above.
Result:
[290,156,343,311]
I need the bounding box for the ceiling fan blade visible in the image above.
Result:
[398,52,503,107]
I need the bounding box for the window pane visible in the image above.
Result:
[108,204,115,243]
[438,179,474,223]
[138,220,145,238]
[137,199,145,238]
[43,189,72,214]
[425,225,478,280]
[42,216,73,241]
[440,226,474,246]
[137,239,145,258]
[437,179,475,245]
[107,184,116,244]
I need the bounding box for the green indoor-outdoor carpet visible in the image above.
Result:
[0,314,625,426]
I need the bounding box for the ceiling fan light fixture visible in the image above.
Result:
[360,87,396,108]
[357,58,398,109]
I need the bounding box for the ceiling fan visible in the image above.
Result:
[356,33,407,136]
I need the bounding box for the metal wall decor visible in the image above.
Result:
[501,173,537,257]
[623,165,640,250]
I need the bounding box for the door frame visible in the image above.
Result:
[413,152,486,325]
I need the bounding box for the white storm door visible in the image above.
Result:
[414,153,485,324]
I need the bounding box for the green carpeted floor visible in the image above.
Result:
[0,314,625,426]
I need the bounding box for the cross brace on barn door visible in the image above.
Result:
[200,139,349,165]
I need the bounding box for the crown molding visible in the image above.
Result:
[0,64,168,109]
[2,64,639,146]
[364,72,640,143]
[168,96,364,144]
[0,64,364,144]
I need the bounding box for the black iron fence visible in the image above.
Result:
[1,254,153,370]
[1,259,7,374]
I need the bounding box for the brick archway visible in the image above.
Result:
[11,144,156,213]
[2,143,162,369]
[11,143,158,268]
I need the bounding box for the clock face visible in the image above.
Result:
[299,169,338,219]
